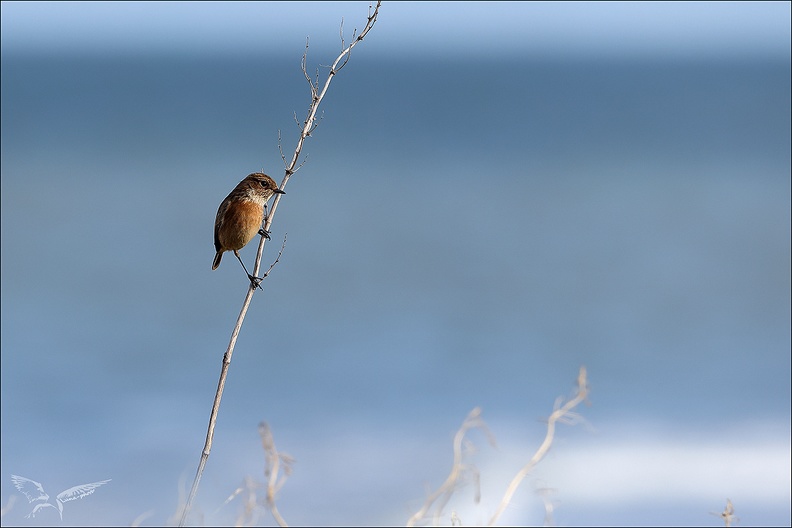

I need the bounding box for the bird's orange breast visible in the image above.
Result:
[217,199,264,251]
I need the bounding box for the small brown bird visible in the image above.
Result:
[212,173,285,284]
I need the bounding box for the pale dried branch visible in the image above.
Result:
[259,422,293,527]
[721,498,737,527]
[337,20,353,72]
[406,407,493,527]
[260,234,287,280]
[278,130,287,166]
[213,424,294,527]
[217,476,264,527]
[487,367,589,526]
[252,0,380,279]
[301,38,317,96]
[242,476,264,527]
[337,1,379,73]
[710,498,738,527]
[215,482,247,513]
[179,4,380,526]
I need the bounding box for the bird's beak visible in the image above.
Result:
[275,189,286,195]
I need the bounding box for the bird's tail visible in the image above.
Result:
[212,252,223,270]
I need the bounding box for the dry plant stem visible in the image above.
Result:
[260,422,289,527]
[720,499,736,528]
[487,367,589,527]
[178,4,380,526]
[255,0,381,274]
[406,408,488,527]
[179,296,256,526]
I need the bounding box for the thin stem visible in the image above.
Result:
[178,4,381,525]
[406,408,490,527]
[255,1,381,271]
[487,367,589,526]
[179,290,256,526]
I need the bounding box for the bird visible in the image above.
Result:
[10,474,111,520]
[212,172,285,286]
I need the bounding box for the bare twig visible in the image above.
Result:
[488,367,589,526]
[178,4,380,526]
[260,422,294,527]
[241,476,264,527]
[406,368,589,527]
[278,130,287,165]
[721,499,737,527]
[406,407,494,527]
[255,0,380,277]
[217,476,263,527]
[710,499,738,527]
[215,481,249,514]
[213,423,294,527]
[261,234,287,280]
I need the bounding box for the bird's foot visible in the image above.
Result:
[247,274,264,290]
[258,228,272,240]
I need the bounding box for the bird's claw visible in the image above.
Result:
[258,228,272,240]
[247,274,264,290]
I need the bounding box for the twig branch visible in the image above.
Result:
[487,367,589,526]
[261,234,287,280]
[260,422,294,527]
[257,1,380,278]
[710,498,738,527]
[213,423,293,527]
[406,368,589,527]
[252,1,379,280]
[406,407,494,527]
[178,4,380,526]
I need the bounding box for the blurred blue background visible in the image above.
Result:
[1,2,790,526]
